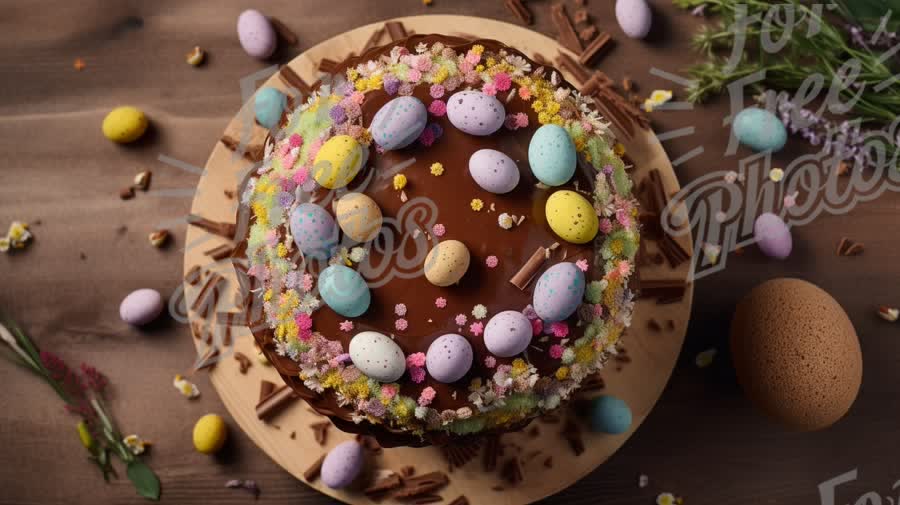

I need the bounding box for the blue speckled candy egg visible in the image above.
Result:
[237,9,277,60]
[289,203,338,260]
[528,124,576,186]
[533,262,586,322]
[733,108,787,152]
[349,331,406,382]
[426,333,474,383]
[318,265,371,318]
[446,91,506,136]
[468,149,520,194]
[754,212,792,259]
[321,440,364,489]
[370,96,427,150]
[483,311,532,358]
[615,0,652,39]
[254,87,286,129]
[590,395,632,434]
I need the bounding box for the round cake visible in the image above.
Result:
[240,34,641,446]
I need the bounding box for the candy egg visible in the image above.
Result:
[426,333,474,383]
[335,192,383,243]
[321,440,364,489]
[313,135,367,189]
[528,124,576,186]
[192,414,228,454]
[423,240,471,287]
[120,288,164,326]
[545,190,599,244]
[349,331,406,382]
[319,265,370,317]
[289,203,338,260]
[102,106,148,144]
[254,87,286,129]
[754,213,792,259]
[468,149,520,194]
[446,91,506,136]
[615,0,653,39]
[484,311,532,357]
[370,96,428,150]
[237,9,277,59]
[533,262,586,322]
[590,396,632,434]
[733,107,787,152]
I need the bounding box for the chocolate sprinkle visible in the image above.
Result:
[187,214,236,241]
[234,351,251,374]
[579,32,613,67]
[269,17,298,46]
[310,421,330,446]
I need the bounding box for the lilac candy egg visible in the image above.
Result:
[426,333,474,383]
[120,288,164,326]
[237,9,277,59]
[370,96,427,150]
[484,311,532,358]
[615,0,653,39]
[468,149,520,194]
[446,91,505,136]
[289,203,338,260]
[754,213,792,259]
[321,440,364,489]
[533,263,586,322]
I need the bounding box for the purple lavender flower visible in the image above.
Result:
[329,105,347,124]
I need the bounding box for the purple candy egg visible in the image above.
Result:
[289,203,338,260]
[321,440,364,489]
[237,10,277,59]
[484,311,532,357]
[533,263,586,322]
[119,288,164,326]
[469,149,520,194]
[615,0,652,39]
[426,333,474,383]
[446,91,506,136]
[754,213,792,259]
[370,96,428,150]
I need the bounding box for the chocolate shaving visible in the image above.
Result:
[259,380,276,402]
[527,425,540,438]
[391,472,449,499]
[303,454,325,482]
[543,456,554,468]
[532,52,549,66]
[401,466,416,477]
[365,473,403,497]
[217,311,248,328]
[667,319,676,331]
[555,51,590,84]
[204,243,234,261]
[482,435,500,472]
[510,247,547,290]
[580,71,614,96]
[255,384,298,421]
[647,318,662,332]
[504,0,533,25]
[191,272,225,316]
[385,21,408,41]
[638,279,688,304]
[448,497,469,505]
[184,265,202,286]
[310,421,330,446]
[410,495,443,504]
[837,237,865,256]
[187,214,236,240]
[574,9,589,24]
[562,419,585,456]
[579,25,598,42]
[234,352,251,374]
[219,135,265,162]
[500,458,523,486]
[318,58,339,74]
[269,17,298,46]
[442,439,482,470]
[579,32,612,67]
[552,3,583,53]
[356,434,384,455]
[580,372,605,393]
[193,346,220,372]
[364,26,386,50]
[119,187,135,200]
[278,64,312,96]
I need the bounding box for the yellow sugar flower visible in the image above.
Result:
[531,100,545,112]
[430,162,444,176]
[393,173,408,190]
[471,44,485,55]
[470,198,484,211]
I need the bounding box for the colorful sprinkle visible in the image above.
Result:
[407,352,426,368]
[339,320,354,332]
[769,167,785,182]
[470,199,484,211]
[435,297,447,308]
[575,259,589,272]
[428,100,447,116]
[695,348,717,368]
[484,356,497,368]
[485,256,499,268]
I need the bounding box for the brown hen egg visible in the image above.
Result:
[730,278,862,431]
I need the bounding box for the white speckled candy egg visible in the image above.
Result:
[533,262,586,322]
[423,240,471,287]
[426,333,474,383]
[321,440,364,489]
[237,9,277,59]
[615,0,653,39]
[289,203,338,260]
[446,91,506,136]
[313,135,368,189]
[484,311,533,358]
[319,265,371,317]
[370,96,427,150]
[349,331,406,382]
[528,124,576,186]
[545,190,600,244]
[468,149,520,194]
[335,192,383,243]
[119,288,164,326]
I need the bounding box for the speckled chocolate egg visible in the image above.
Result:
[426,333,474,383]
[289,203,338,260]
[733,108,787,152]
[533,262,586,322]
[615,0,653,39]
[349,331,406,382]
[446,91,506,136]
[528,124,576,186]
[237,9,276,59]
[484,311,532,357]
[321,440,364,489]
[318,265,371,318]
[754,212,792,259]
[119,288,164,326]
[313,135,367,189]
[468,149,520,194]
[370,96,427,150]
[335,192,383,243]
[423,240,471,287]
[731,278,862,431]
[102,106,148,144]
[254,87,286,129]
[546,190,600,244]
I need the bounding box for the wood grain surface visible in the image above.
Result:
[1,1,899,505]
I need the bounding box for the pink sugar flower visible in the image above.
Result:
[484,356,497,368]
[289,133,303,148]
[430,84,445,99]
[414,55,433,72]
[296,313,313,330]
[549,344,564,359]
[482,82,497,96]
[493,72,512,91]
[576,259,589,272]
[616,208,632,227]
[469,321,484,336]
[428,100,447,116]
[432,223,446,237]
[395,318,409,331]
[455,314,467,326]
[551,321,569,338]
[435,297,447,309]
[485,256,499,268]
[381,384,398,399]
[395,303,408,316]
[410,367,426,384]
[419,127,435,146]
[617,260,632,277]
[418,386,436,406]
[407,68,422,83]
[407,352,426,368]
[531,318,543,336]
[339,320,354,332]
[581,119,593,132]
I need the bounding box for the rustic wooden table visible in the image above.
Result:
[2,1,898,504]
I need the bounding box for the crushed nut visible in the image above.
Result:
[149,229,170,248]
[119,187,135,200]
[133,170,152,191]
[186,46,205,66]
[878,306,899,322]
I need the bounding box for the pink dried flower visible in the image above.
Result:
[395,318,409,331]
[339,320,354,332]
[514,112,528,128]
[549,345,564,359]
[418,386,436,406]
[505,114,520,130]
[576,259,589,272]
[593,304,604,317]
[80,364,108,393]
[350,91,365,105]
[485,255,499,268]
[381,384,398,399]
[551,322,569,338]
[430,84,445,99]
[289,133,303,148]
[410,366,426,383]
[530,318,543,336]
[482,82,497,96]
[493,72,512,91]
[617,260,632,277]
[518,86,532,100]
[464,70,480,84]
[394,303,408,317]
[428,100,447,117]
[407,352,427,368]
[598,218,614,234]
[292,168,309,186]
[455,314,467,326]
[484,356,497,368]
[418,127,435,146]
[407,68,422,83]
[435,297,447,308]
[296,313,313,330]
[469,321,484,336]
[616,208,632,227]
[432,223,446,237]
[465,51,481,64]
[302,273,314,292]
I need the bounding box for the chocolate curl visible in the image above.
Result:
[318,58,339,74]
[509,247,547,290]
[364,473,403,498]
[278,64,314,96]
[385,21,408,41]
[303,454,326,482]
[234,351,251,374]
[255,384,299,421]
[504,0,533,25]
[482,435,500,472]
[363,26,386,50]
[187,214,236,240]
[555,51,590,84]
[500,457,524,486]
[579,32,613,67]
[190,272,226,315]
[309,421,330,446]
[551,3,583,53]
[448,497,470,505]
[391,472,449,499]
[184,265,202,286]
[204,243,234,261]
[258,380,276,402]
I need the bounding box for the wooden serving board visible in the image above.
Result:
[182,15,693,505]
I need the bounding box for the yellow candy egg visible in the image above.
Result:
[424,240,470,287]
[545,190,599,244]
[192,413,228,454]
[313,135,366,189]
[102,106,148,143]
[335,192,383,243]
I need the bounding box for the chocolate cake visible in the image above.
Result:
[240,34,640,447]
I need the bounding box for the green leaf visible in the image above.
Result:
[126,460,161,501]
[834,0,900,32]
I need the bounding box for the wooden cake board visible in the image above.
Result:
[183,15,694,505]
